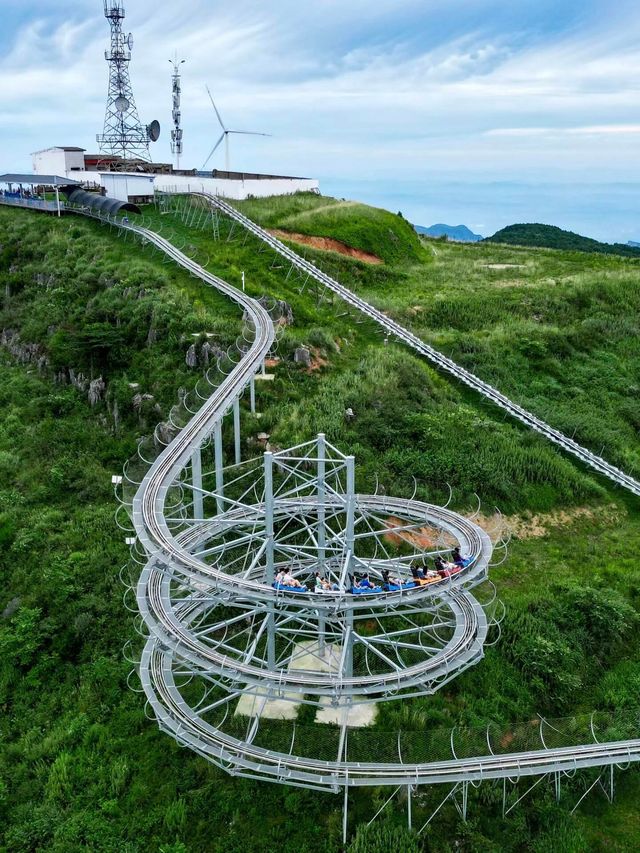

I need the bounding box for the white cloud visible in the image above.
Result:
[0,1,638,239]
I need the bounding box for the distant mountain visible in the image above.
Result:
[628,241,640,248]
[485,223,640,259]
[415,223,483,242]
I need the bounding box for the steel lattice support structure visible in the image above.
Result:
[97,1,151,161]
[170,57,185,170]
[46,198,640,836]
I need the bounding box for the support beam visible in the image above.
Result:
[250,377,256,415]
[233,397,242,465]
[345,456,356,579]
[214,421,224,515]
[343,785,349,847]
[317,434,326,575]
[265,451,276,669]
[192,447,204,519]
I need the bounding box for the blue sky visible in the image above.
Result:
[1,0,639,240]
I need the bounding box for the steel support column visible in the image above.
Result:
[265,451,276,669]
[214,421,224,515]
[192,447,204,519]
[233,397,242,465]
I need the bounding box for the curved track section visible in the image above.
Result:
[57,204,640,791]
[201,194,640,499]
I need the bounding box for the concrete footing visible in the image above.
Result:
[235,641,376,727]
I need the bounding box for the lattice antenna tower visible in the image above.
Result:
[170,56,185,170]
[97,1,158,162]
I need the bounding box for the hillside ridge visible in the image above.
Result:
[487,222,640,258]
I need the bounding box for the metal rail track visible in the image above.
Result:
[10,201,638,795]
[201,194,640,499]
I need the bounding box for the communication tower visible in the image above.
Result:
[97,1,160,162]
[170,56,185,170]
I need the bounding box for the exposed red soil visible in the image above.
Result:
[306,346,329,373]
[269,229,383,265]
[383,517,455,550]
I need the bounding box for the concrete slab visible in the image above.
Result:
[289,640,342,673]
[234,640,378,726]
[235,690,299,721]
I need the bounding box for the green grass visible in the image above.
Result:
[0,200,639,851]
[233,196,640,481]
[235,192,430,265]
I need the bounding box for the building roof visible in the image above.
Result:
[100,171,155,179]
[199,169,311,181]
[31,146,86,154]
[0,173,82,186]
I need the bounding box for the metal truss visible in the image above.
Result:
[97,2,151,161]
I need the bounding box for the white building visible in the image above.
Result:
[31,146,320,200]
[100,172,156,205]
[151,171,319,200]
[32,147,86,176]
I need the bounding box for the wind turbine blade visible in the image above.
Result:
[228,130,272,137]
[201,132,226,169]
[206,85,226,131]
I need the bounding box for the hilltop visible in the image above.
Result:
[486,222,640,258]
[236,192,429,266]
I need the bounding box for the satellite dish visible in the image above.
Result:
[147,120,161,143]
[115,96,130,113]
[127,33,134,50]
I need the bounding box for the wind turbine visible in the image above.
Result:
[201,86,271,172]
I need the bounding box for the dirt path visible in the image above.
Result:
[269,229,383,265]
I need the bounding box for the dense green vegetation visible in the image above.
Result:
[486,223,640,258]
[0,199,639,851]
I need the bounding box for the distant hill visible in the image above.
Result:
[415,223,483,242]
[486,223,640,258]
[628,241,640,248]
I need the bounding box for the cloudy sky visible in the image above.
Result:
[1,0,638,240]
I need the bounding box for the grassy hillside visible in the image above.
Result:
[238,197,640,482]
[0,200,639,852]
[236,192,429,265]
[486,222,640,258]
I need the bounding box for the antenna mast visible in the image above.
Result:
[97,1,151,162]
[170,56,185,170]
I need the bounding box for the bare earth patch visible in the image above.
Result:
[475,504,624,542]
[479,263,526,271]
[384,517,455,550]
[269,229,383,265]
[383,505,624,551]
